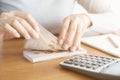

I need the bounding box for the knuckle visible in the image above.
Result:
[25,13,31,18]
[76,30,81,35]
[63,25,68,30]
[10,19,17,25]
[73,43,78,47]
[64,39,68,44]
[18,17,23,21]
[73,16,79,21]
[77,25,82,30]
[65,38,71,45]
[13,19,18,23]
[64,17,70,21]
[62,24,68,30]
[58,35,63,40]
[70,25,76,31]
[12,30,17,34]
[19,18,26,22]
[74,43,77,46]
[30,29,35,34]
[22,30,28,35]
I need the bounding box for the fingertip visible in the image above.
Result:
[77,44,82,50]
[15,33,20,38]
[58,39,63,46]
[35,24,41,32]
[63,44,69,50]
[70,46,76,52]
[25,34,31,39]
[35,26,40,32]
[34,32,39,39]
[77,47,81,50]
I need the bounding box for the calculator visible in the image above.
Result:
[60,54,120,80]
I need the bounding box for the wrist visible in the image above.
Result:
[81,14,93,28]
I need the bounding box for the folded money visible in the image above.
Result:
[24,25,62,51]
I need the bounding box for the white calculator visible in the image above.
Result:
[60,54,120,80]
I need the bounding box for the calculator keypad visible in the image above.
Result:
[63,55,116,70]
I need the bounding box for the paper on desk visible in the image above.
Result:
[23,48,87,63]
[82,34,120,57]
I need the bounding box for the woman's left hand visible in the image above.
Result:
[58,14,92,51]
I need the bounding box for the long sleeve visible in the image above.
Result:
[77,0,120,35]
[0,1,20,14]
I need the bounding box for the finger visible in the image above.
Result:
[14,12,39,32]
[58,17,70,46]
[25,14,39,32]
[77,41,82,50]
[18,18,39,39]
[11,20,31,39]
[70,41,82,52]
[4,23,20,38]
[70,23,84,51]
[63,18,78,50]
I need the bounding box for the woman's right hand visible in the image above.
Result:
[0,11,39,40]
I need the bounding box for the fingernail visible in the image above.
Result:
[25,35,31,39]
[35,25,40,32]
[36,28,40,32]
[71,47,76,52]
[59,40,63,45]
[77,47,82,50]
[34,33,39,39]
[63,44,69,50]
[15,34,20,38]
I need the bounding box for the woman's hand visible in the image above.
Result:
[59,14,92,51]
[0,11,39,40]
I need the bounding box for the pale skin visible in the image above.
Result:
[0,11,40,40]
[0,11,91,51]
[59,14,91,51]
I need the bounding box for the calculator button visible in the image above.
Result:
[91,62,97,66]
[86,65,92,68]
[73,62,79,65]
[74,59,79,62]
[92,66,99,69]
[98,63,104,67]
[80,64,85,67]
[85,63,92,68]
[79,61,84,64]
[64,61,73,64]
[97,60,103,64]
[62,55,118,70]
[69,59,74,61]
